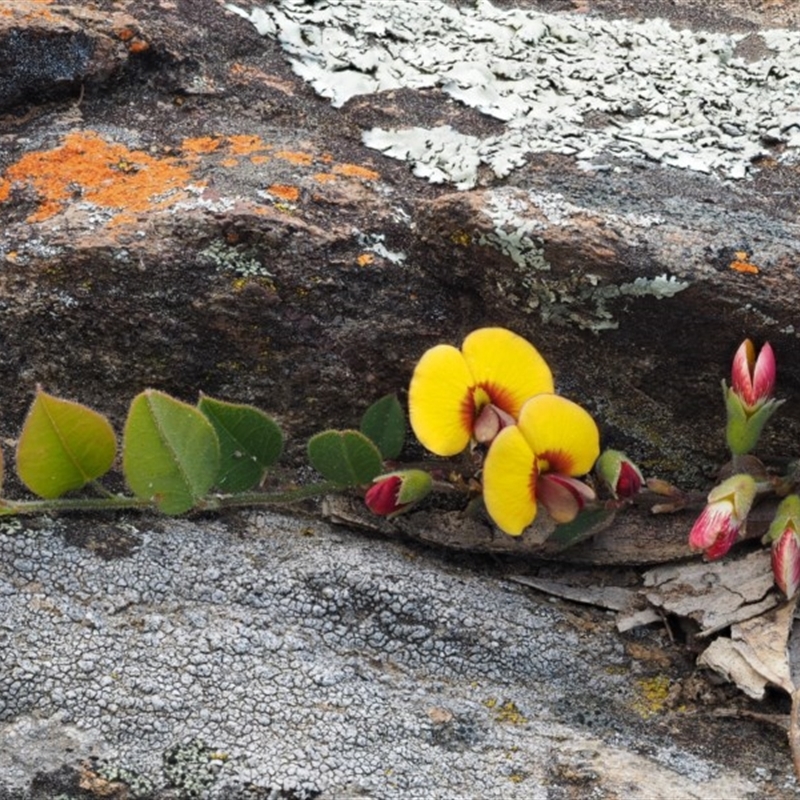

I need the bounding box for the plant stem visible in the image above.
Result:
[0,481,344,517]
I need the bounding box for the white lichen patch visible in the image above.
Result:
[229,0,800,187]
[357,232,407,264]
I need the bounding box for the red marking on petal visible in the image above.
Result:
[478,381,516,417]
[536,449,575,476]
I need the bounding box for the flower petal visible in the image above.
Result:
[482,425,538,536]
[537,474,594,524]
[409,344,474,456]
[461,328,553,419]
[752,342,776,403]
[517,394,600,476]
[731,339,756,405]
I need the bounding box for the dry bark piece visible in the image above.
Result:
[642,550,780,637]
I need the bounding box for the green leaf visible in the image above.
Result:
[546,508,616,551]
[307,429,383,487]
[123,390,220,514]
[197,394,283,492]
[16,387,116,498]
[360,393,406,460]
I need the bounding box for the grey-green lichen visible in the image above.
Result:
[479,187,688,330]
[199,239,273,279]
[229,0,800,187]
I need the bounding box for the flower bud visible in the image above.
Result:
[724,340,783,456]
[764,495,800,598]
[595,449,644,499]
[688,473,757,560]
[731,339,775,409]
[364,470,432,518]
[772,527,800,598]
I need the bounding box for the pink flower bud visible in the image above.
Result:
[688,473,757,560]
[772,527,800,598]
[364,470,432,518]
[731,339,776,409]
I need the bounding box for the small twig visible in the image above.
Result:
[790,689,800,781]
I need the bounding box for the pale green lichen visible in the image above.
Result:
[199,240,273,279]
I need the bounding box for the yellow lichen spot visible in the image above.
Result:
[357,253,374,267]
[632,675,671,718]
[267,184,300,202]
[275,150,314,167]
[450,230,472,247]
[332,163,379,180]
[483,697,527,725]
[231,277,248,292]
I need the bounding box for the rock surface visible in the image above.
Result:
[0,0,799,482]
[2,0,800,797]
[1,511,797,799]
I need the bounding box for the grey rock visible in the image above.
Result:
[1,512,795,798]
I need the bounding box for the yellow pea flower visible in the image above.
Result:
[408,328,553,456]
[482,394,600,536]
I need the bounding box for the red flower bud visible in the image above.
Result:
[688,474,756,560]
[772,527,800,598]
[364,470,433,518]
[731,339,776,409]
[365,475,403,516]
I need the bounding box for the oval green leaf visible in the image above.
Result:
[123,390,220,515]
[359,393,406,460]
[198,394,283,492]
[547,508,616,551]
[16,388,117,498]
[307,429,383,487]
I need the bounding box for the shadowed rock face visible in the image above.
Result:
[0,0,799,487]
[2,1,800,795]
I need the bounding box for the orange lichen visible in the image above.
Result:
[182,136,222,156]
[0,0,59,22]
[127,39,150,54]
[729,250,760,274]
[0,130,199,223]
[114,26,137,41]
[249,155,271,165]
[275,150,314,167]
[226,135,267,156]
[333,163,379,180]
[220,158,239,168]
[312,173,338,184]
[267,184,300,202]
[357,253,374,267]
